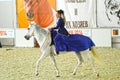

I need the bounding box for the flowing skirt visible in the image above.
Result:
[51,30,95,53]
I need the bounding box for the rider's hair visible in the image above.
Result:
[57,9,66,23]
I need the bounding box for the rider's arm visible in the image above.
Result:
[53,18,64,29]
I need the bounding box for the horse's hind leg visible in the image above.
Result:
[72,52,83,75]
[86,51,96,73]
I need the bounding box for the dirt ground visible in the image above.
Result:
[0,47,120,80]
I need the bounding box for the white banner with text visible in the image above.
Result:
[56,0,96,29]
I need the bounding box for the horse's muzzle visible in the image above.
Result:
[24,35,30,40]
[26,12,34,19]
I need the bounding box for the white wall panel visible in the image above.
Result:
[0,1,14,28]
[92,29,111,47]
[15,29,34,47]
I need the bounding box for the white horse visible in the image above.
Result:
[24,22,100,77]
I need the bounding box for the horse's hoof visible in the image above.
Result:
[56,75,60,77]
[71,73,76,76]
[96,73,99,77]
[36,73,39,76]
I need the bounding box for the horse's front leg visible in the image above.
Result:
[35,52,48,76]
[50,46,60,77]
[50,54,60,77]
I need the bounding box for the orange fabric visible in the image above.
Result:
[24,0,54,28]
[48,0,56,10]
[17,0,29,28]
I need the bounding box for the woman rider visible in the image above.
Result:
[50,10,69,45]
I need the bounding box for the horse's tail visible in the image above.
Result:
[90,47,102,64]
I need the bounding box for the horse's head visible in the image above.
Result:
[24,22,36,40]
[24,0,39,20]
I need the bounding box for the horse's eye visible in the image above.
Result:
[28,28,30,30]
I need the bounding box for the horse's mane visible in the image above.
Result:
[35,25,47,36]
[34,24,51,51]
[34,24,47,43]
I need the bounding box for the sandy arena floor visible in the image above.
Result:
[0,47,120,80]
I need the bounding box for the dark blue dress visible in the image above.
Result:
[51,30,95,53]
[51,18,69,36]
[50,18,95,53]
[50,17,69,46]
